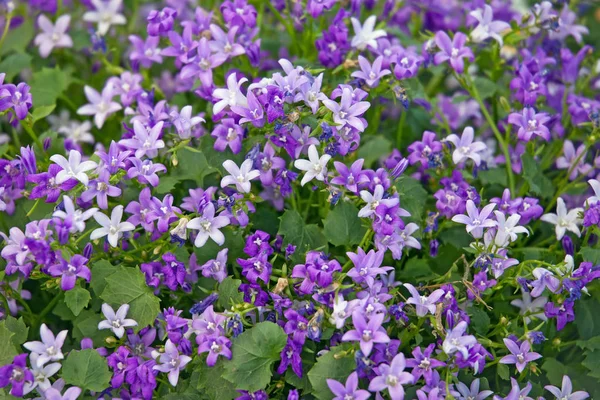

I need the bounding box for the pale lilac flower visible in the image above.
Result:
[530,268,561,297]
[209,24,245,60]
[23,324,67,367]
[500,338,541,373]
[212,118,244,154]
[170,105,205,139]
[545,375,589,400]
[231,89,265,128]
[322,87,371,132]
[153,339,192,386]
[42,387,82,400]
[540,197,583,240]
[455,378,493,400]
[34,14,73,58]
[127,158,166,187]
[98,303,137,338]
[397,223,421,251]
[556,140,592,181]
[451,200,497,238]
[510,292,547,323]
[50,149,98,186]
[294,73,327,114]
[119,120,165,159]
[212,73,248,115]
[58,121,94,145]
[80,170,121,209]
[90,205,135,248]
[442,321,477,358]
[433,31,474,74]
[368,353,414,400]
[180,37,226,87]
[507,107,551,142]
[350,15,386,50]
[445,127,487,166]
[351,56,390,88]
[187,202,230,247]
[129,35,162,68]
[220,159,260,193]
[549,5,589,43]
[469,5,510,45]
[53,195,97,233]
[403,283,444,317]
[22,354,61,394]
[83,0,126,36]
[77,84,122,129]
[342,312,389,356]
[585,179,600,206]
[358,185,398,218]
[294,144,331,186]
[493,211,528,247]
[327,371,370,400]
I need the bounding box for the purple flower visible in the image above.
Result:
[97,140,131,174]
[455,378,493,400]
[451,200,497,238]
[180,37,226,87]
[405,344,446,385]
[211,118,244,154]
[306,0,336,18]
[545,375,589,400]
[48,254,91,291]
[238,252,272,284]
[342,312,389,356]
[23,323,67,366]
[445,126,487,166]
[331,159,367,193]
[442,321,477,358]
[108,72,143,107]
[231,89,266,128]
[433,31,474,74]
[368,352,414,400]
[545,301,575,331]
[556,140,592,181]
[352,56,391,88]
[499,338,541,373]
[0,354,34,397]
[198,336,232,366]
[107,346,138,388]
[127,157,166,187]
[393,47,422,80]
[98,303,138,338]
[77,84,122,129]
[195,248,228,282]
[403,283,444,317]
[0,83,32,122]
[209,24,245,60]
[283,309,309,344]
[530,268,561,297]
[507,107,551,142]
[80,170,121,209]
[327,371,370,400]
[129,35,162,68]
[278,340,303,378]
[323,87,371,132]
[147,7,177,36]
[153,339,192,386]
[407,131,442,167]
[149,194,181,233]
[120,120,165,159]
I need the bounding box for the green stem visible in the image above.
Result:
[20,120,46,157]
[26,199,41,218]
[0,13,13,59]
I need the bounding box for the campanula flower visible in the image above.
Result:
[34,14,73,58]
[541,197,583,240]
[83,0,126,36]
[499,338,541,373]
[90,205,136,247]
[98,303,138,338]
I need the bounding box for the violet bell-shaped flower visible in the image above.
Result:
[351,55,391,88]
[368,352,415,400]
[327,371,370,400]
[153,339,192,386]
[499,338,541,373]
[403,283,445,317]
[341,311,389,356]
[442,321,477,358]
[433,31,474,74]
[119,120,165,159]
[322,87,371,132]
[545,375,589,400]
[358,184,398,218]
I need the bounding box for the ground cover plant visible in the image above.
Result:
[1,0,600,399]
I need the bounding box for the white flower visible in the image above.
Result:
[212,73,248,115]
[469,5,510,45]
[98,303,137,338]
[584,179,600,206]
[50,149,97,186]
[220,159,260,193]
[510,292,547,323]
[171,105,205,139]
[58,120,94,144]
[23,354,61,395]
[350,15,386,50]
[557,254,575,276]
[187,203,230,248]
[294,144,331,186]
[83,0,126,36]
[23,324,67,367]
[53,195,98,233]
[330,295,355,329]
[540,197,583,240]
[34,14,73,58]
[77,84,122,129]
[358,184,399,218]
[445,126,487,166]
[90,205,135,247]
[493,211,529,247]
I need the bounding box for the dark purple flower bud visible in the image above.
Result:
[227,314,244,337]
[19,146,37,174]
[517,277,531,292]
[390,157,409,179]
[246,41,262,67]
[83,243,93,259]
[528,331,546,344]
[562,236,574,256]
[319,122,333,141]
[90,29,107,52]
[325,142,338,156]
[287,389,299,400]
[189,293,219,315]
[43,137,52,151]
[245,143,261,163]
[429,239,439,257]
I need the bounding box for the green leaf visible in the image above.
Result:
[31,104,57,124]
[217,276,244,310]
[541,358,569,385]
[65,287,91,317]
[401,257,434,280]
[497,363,510,381]
[222,322,287,392]
[62,349,111,392]
[403,77,427,100]
[395,175,428,222]
[582,350,600,378]
[100,266,160,331]
[580,247,600,265]
[173,147,217,185]
[196,360,239,400]
[0,53,32,80]
[575,298,600,340]
[0,19,34,55]
[357,136,391,167]
[467,306,490,336]
[0,321,18,365]
[71,309,110,347]
[478,168,507,187]
[5,316,29,348]
[322,201,366,247]
[522,153,554,199]
[278,209,328,263]
[307,344,356,400]
[90,259,116,296]
[155,176,180,194]
[577,337,600,351]
[473,77,498,100]
[29,68,70,107]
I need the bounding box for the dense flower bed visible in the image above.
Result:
[1,0,600,399]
